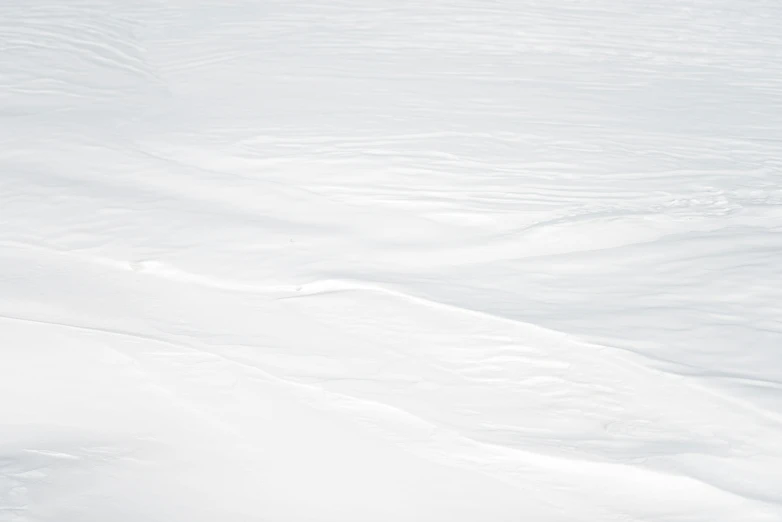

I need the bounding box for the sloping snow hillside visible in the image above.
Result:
[2,1,782,521]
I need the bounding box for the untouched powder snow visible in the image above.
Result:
[2,0,782,520]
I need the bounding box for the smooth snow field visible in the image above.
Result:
[2,1,782,521]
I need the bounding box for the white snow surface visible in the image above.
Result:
[2,0,782,520]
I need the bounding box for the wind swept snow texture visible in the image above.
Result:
[1,0,782,521]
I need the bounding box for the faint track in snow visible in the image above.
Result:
[5,232,782,446]
[17,233,782,438]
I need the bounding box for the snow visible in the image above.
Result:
[2,0,782,520]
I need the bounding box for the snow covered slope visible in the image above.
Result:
[2,1,782,520]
